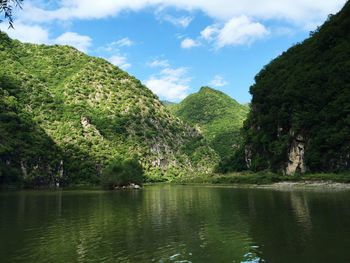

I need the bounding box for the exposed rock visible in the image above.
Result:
[58,160,64,178]
[245,146,252,169]
[20,161,28,178]
[286,135,306,175]
[114,183,142,190]
[80,116,102,138]
[133,184,141,189]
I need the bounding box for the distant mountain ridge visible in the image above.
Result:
[0,32,218,186]
[167,86,249,160]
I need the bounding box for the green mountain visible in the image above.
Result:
[161,100,177,107]
[168,87,249,160]
[0,32,218,186]
[243,1,350,174]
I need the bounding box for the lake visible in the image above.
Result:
[1,185,350,262]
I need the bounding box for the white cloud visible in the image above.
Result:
[180,37,201,49]
[109,55,131,69]
[0,22,50,44]
[209,75,228,87]
[147,59,170,68]
[200,16,270,48]
[96,37,134,54]
[114,37,134,47]
[158,14,193,28]
[200,25,219,41]
[19,0,347,30]
[215,16,269,47]
[54,32,92,52]
[0,22,92,52]
[144,66,191,101]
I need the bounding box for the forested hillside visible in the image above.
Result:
[244,1,350,174]
[0,32,218,186]
[168,87,249,167]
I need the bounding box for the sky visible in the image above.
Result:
[0,0,347,103]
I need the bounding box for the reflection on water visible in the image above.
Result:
[1,186,350,262]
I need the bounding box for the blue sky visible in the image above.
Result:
[1,0,347,103]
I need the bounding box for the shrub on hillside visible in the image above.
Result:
[101,157,144,189]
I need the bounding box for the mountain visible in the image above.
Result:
[168,87,249,160]
[0,32,218,186]
[243,1,350,174]
[161,100,177,107]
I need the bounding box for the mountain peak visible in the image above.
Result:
[199,86,215,92]
[168,88,249,158]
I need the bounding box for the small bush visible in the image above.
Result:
[101,158,144,189]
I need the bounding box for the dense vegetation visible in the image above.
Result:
[167,87,249,171]
[101,157,144,189]
[243,1,350,174]
[0,32,219,187]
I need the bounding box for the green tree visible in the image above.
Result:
[101,158,144,189]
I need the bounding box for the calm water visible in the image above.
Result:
[1,185,350,263]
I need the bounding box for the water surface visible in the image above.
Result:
[1,185,350,262]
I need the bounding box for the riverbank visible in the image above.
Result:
[2,172,350,190]
[171,172,350,187]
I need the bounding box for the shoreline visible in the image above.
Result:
[257,181,350,190]
[2,176,350,191]
[166,181,350,190]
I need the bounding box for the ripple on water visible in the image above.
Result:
[2,187,350,263]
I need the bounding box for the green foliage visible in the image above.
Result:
[0,31,217,186]
[0,76,62,187]
[215,146,247,173]
[244,2,350,173]
[168,87,249,168]
[101,158,144,189]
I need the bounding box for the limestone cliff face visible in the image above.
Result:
[244,146,252,169]
[285,135,306,175]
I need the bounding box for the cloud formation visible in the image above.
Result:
[181,37,201,49]
[20,0,346,29]
[0,22,92,52]
[114,37,134,47]
[147,59,170,68]
[55,32,92,52]
[157,14,193,28]
[215,16,269,48]
[209,75,228,87]
[145,66,191,101]
[109,55,132,69]
[0,22,50,44]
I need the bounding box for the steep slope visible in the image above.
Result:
[168,87,249,159]
[244,1,350,174]
[0,77,63,186]
[0,32,218,186]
